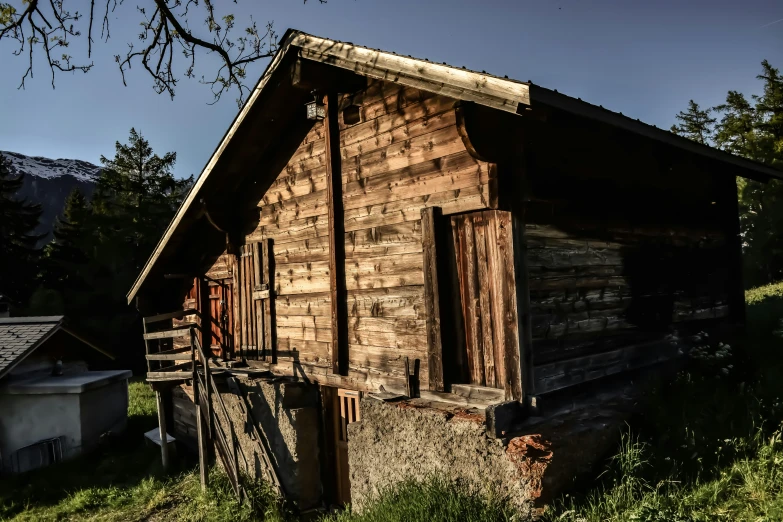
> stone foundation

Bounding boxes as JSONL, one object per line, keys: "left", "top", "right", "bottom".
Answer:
{"left": 347, "top": 395, "right": 630, "bottom": 518}
{"left": 217, "top": 377, "right": 322, "bottom": 509}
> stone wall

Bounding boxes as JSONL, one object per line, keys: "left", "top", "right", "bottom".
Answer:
{"left": 217, "top": 377, "right": 322, "bottom": 510}
{"left": 347, "top": 396, "right": 627, "bottom": 519}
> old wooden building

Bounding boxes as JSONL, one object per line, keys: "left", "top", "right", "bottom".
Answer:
{"left": 128, "top": 30, "right": 782, "bottom": 511}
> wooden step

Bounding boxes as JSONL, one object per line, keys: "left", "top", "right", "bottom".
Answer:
{"left": 146, "top": 370, "right": 193, "bottom": 382}
{"left": 144, "top": 309, "right": 198, "bottom": 324}
{"left": 143, "top": 325, "right": 195, "bottom": 340}
{"left": 146, "top": 348, "right": 192, "bottom": 361}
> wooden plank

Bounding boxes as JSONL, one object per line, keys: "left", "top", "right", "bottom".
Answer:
{"left": 143, "top": 326, "right": 194, "bottom": 340}
{"left": 473, "top": 214, "right": 496, "bottom": 388}
{"left": 451, "top": 383, "right": 505, "bottom": 403}
{"left": 347, "top": 317, "right": 426, "bottom": 334}
{"left": 146, "top": 348, "right": 192, "bottom": 360}
{"left": 274, "top": 260, "right": 331, "bottom": 295}
{"left": 145, "top": 309, "right": 199, "bottom": 324}
{"left": 342, "top": 156, "right": 491, "bottom": 210}
{"left": 487, "top": 210, "right": 522, "bottom": 400}
{"left": 534, "top": 340, "right": 680, "bottom": 394}
{"left": 340, "top": 107, "right": 458, "bottom": 162}
{"left": 275, "top": 292, "right": 332, "bottom": 317}
{"left": 453, "top": 215, "right": 484, "bottom": 385}
{"left": 341, "top": 125, "right": 467, "bottom": 182}
{"left": 345, "top": 252, "right": 424, "bottom": 290}
{"left": 421, "top": 207, "right": 444, "bottom": 392}
{"left": 277, "top": 338, "right": 331, "bottom": 366}
{"left": 348, "top": 286, "right": 424, "bottom": 319}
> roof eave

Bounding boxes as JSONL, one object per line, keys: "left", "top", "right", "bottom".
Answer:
{"left": 528, "top": 85, "right": 783, "bottom": 181}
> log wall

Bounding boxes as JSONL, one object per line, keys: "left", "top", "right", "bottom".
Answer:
{"left": 198, "top": 80, "right": 496, "bottom": 391}
{"left": 520, "top": 132, "right": 738, "bottom": 394}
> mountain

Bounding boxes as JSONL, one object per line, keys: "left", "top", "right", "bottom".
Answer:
{"left": 2, "top": 151, "right": 99, "bottom": 245}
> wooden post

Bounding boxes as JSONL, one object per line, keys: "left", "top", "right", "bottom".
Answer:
{"left": 421, "top": 207, "right": 445, "bottom": 391}
{"left": 511, "top": 160, "right": 534, "bottom": 402}
{"left": 324, "top": 92, "right": 348, "bottom": 376}
{"left": 261, "top": 239, "right": 277, "bottom": 363}
{"left": 155, "top": 390, "right": 170, "bottom": 470}
{"left": 197, "top": 400, "right": 209, "bottom": 491}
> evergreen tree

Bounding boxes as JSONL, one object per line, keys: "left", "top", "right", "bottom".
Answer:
{"left": 93, "top": 128, "right": 192, "bottom": 277}
{"left": 0, "top": 152, "right": 43, "bottom": 306}
{"left": 674, "top": 61, "right": 783, "bottom": 287}
{"left": 671, "top": 100, "right": 716, "bottom": 145}
{"left": 42, "top": 189, "right": 94, "bottom": 303}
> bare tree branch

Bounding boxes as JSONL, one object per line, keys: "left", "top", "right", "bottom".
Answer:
{"left": 0, "top": 0, "right": 329, "bottom": 104}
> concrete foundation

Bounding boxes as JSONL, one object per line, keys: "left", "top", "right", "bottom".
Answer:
{"left": 347, "top": 394, "right": 630, "bottom": 519}
{"left": 218, "top": 377, "right": 321, "bottom": 510}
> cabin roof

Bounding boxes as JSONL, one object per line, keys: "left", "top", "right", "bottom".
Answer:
{"left": 126, "top": 28, "right": 783, "bottom": 304}
{"left": 0, "top": 316, "right": 114, "bottom": 379}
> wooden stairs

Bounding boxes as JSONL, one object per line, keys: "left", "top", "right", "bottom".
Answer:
{"left": 143, "top": 311, "right": 284, "bottom": 500}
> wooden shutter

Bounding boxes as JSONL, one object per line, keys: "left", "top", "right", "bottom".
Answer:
{"left": 452, "top": 210, "right": 522, "bottom": 399}
{"left": 249, "top": 239, "right": 276, "bottom": 362}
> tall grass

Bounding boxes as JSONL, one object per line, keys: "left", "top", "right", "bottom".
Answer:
{"left": 322, "top": 477, "right": 515, "bottom": 522}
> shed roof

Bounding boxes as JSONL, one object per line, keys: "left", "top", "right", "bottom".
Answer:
{"left": 126, "top": 29, "right": 783, "bottom": 304}
{"left": 0, "top": 316, "right": 113, "bottom": 379}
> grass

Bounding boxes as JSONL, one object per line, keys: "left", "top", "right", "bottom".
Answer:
{"left": 540, "top": 281, "right": 783, "bottom": 522}
{"left": 322, "top": 478, "right": 515, "bottom": 522}
{"left": 5, "top": 282, "right": 783, "bottom": 521}
{"left": 0, "top": 380, "right": 286, "bottom": 522}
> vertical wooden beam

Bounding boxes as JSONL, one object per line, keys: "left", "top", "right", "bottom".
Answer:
{"left": 325, "top": 93, "right": 348, "bottom": 375}
{"left": 155, "top": 390, "right": 170, "bottom": 470}
{"left": 197, "top": 403, "right": 209, "bottom": 491}
{"left": 261, "top": 239, "right": 277, "bottom": 363}
{"left": 510, "top": 158, "right": 534, "bottom": 402}
{"left": 421, "top": 207, "right": 445, "bottom": 392}
{"left": 230, "top": 247, "right": 241, "bottom": 361}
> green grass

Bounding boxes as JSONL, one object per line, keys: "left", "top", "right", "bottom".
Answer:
{"left": 541, "top": 281, "right": 783, "bottom": 522}
{"left": 321, "top": 478, "right": 515, "bottom": 522}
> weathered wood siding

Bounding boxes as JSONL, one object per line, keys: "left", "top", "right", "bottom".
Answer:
{"left": 520, "top": 134, "right": 738, "bottom": 394}
{"left": 234, "top": 81, "right": 496, "bottom": 390}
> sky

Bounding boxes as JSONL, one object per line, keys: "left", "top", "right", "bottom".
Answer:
{"left": 1, "top": 0, "right": 782, "bottom": 179}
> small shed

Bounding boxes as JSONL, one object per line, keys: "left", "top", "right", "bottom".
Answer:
{"left": 126, "top": 30, "right": 783, "bottom": 511}
{"left": 0, "top": 316, "right": 131, "bottom": 473}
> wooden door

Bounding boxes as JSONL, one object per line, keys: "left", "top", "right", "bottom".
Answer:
{"left": 451, "top": 210, "right": 522, "bottom": 398}
{"left": 207, "top": 280, "right": 233, "bottom": 358}
{"left": 334, "top": 388, "right": 361, "bottom": 505}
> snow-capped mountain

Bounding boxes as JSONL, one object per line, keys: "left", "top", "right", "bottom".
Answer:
{"left": 2, "top": 151, "right": 99, "bottom": 245}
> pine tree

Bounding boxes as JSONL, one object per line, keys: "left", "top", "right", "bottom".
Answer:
{"left": 0, "top": 152, "right": 43, "bottom": 305}
{"left": 93, "top": 128, "right": 192, "bottom": 276}
{"left": 671, "top": 100, "right": 716, "bottom": 145}
{"left": 42, "top": 189, "right": 93, "bottom": 295}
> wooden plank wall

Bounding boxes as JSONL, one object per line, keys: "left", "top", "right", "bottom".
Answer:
{"left": 520, "top": 139, "right": 735, "bottom": 395}
{"left": 241, "top": 80, "right": 496, "bottom": 390}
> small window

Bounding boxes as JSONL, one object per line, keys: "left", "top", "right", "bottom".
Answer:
{"left": 4, "top": 437, "right": 63, "bottom": 473}
{"left": 342, "top": 105, "right": 362, "bottom": 126}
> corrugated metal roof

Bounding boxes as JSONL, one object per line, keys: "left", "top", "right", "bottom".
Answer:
{"left": 0, "top": 317, "right": 63, "bottom": 379}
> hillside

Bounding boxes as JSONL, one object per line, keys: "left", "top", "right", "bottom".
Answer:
{"left": 2, "top": 151, "right": 99, "bottom": 245}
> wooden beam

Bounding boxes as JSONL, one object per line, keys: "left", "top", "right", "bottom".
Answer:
{"left": 421, "top": 207, "right": 445, "bottom": 392}
{"left": 261, "top": 239, "right": 277, "bottom": 363}
{"left": 325, "top": 92, "right": 349, "bottom": 376}
{"left": 156, "top": 391, "right": 170, "bottom": 470}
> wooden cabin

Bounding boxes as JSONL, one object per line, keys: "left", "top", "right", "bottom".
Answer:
{"left": 128, "top": 30, "right": 782, "bottom": 510}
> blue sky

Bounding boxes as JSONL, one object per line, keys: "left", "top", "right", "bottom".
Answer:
{"left": 1, "top": 0, "right": 782, "bottom": 179}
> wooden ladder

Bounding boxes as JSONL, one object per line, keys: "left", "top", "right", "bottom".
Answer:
{"left": 190, "top": 330, "right": 285, "bottom": 500}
